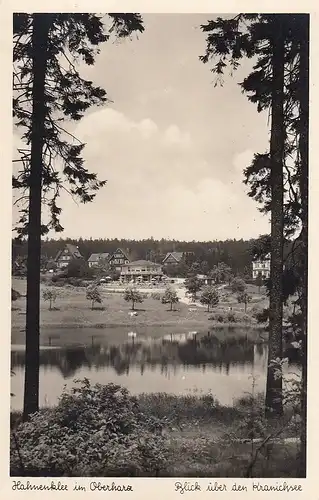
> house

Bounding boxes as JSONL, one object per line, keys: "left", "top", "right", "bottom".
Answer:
{"left": 55, "top": 243, "right": 83, "bottom": 269}
{"left": 108, "top": 248, "right": 130, "bottom": 271}
{"left": 196, "top": 274, "right": 214, "bottom": 286}
{"left": 87, "top": 252, "right": 110, "bottom": 268}
{"left": 162, "top": 252, "right": 185, "bottom": 266}
{"left": 252, "top": 253, "right": 270, "bottom": 279}
{"left": 120, "top": 260, "right": 164, "bottom": 283}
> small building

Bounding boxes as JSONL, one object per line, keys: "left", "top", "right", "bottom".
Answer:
{"left": 55, "top": 243, "right": 83, "bottom": 269}
{"left": 120, "top": 260, "right": 164, "bottom": 283}
{"left": 87, "top": 252, "right": 110, "bottom": 268}
{"left": 252, "top": 253, "right": 270, "bottom": 279}
{"left": 108, "top": 248, "right": 130, "bottom": 271}
{"left": 162, "top": 252, "right": 185, "bottom": 266}
{"left": 196, "top": 274, "right": 214, "bottom": 286}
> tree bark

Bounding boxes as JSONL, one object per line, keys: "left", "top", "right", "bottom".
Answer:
{"left": 265, "top": 15, "right": 285, "bottom": 417}
{"left": 298, "top": 13, "right": 309, "bottom": 478}
{"left": 23, "top": 15, "right": 50, "bottom": 421}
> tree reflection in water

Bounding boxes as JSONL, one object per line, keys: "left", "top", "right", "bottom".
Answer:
{"left": 11, "top": 329, "right": 301, "bottom": 381}
{"left": 10, "top": 331, "right": 266, "bottom": 379}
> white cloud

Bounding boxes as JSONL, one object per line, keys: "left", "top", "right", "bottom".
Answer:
{"left": 136, "top": 118, "right": 158, "bottom": 138}
{"left": 13, "top": 105, "right": 269, "bottom": 241}
{"left": 163, "top": 124, "right": 191, "bottom": 148}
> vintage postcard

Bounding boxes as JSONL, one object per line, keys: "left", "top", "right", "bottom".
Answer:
{"left": 0, "top": 0, "right": 318, "bottom": 498}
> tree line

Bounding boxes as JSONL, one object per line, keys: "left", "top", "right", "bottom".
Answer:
{"left": 12, "top": 236, "right": 262, "bottom": 277}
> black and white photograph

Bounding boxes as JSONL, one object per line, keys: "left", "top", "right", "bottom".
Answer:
{"left": 9, "top": 10, "right": 309, "bottom": 480}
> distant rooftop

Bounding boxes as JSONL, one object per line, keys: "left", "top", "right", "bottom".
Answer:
{"left": 88, "top": 252, "right": 110, "bottom": 262}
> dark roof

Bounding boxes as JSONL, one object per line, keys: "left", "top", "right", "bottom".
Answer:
{"left": 88, "top": 252, "right": 110, "bottom": 262}
{"left": 252, "top": 252, "right": 271, "bottom": 262}
{"left": 55, "top": 243, "right": 83, "bottom": 262}
{"left": 109, "top": 248, "right": 130, "bottom": 260}
{"left": 122, "top": 259, "right": 161, "bottom": 267}
{"left": 163, "top": 251, "right": 184, "bottom": 263}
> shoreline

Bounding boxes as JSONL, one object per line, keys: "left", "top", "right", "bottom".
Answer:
{"left": 11, "top": 321, "right": 266, "bottom": 330}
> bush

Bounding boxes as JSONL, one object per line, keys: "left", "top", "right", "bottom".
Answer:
{"left": 216, "top": 314, "right": 225, "bottom": 323}
{"left": 11, "top": 288, "right": 21, "bottom": 301}
{"left": 66, "top": 277, "right": 86, "bottom": 287}
{"left": 242, "top": 314, "right": 252, "bottom": 323}
{"left": 151, "top": 292, "right": 162, "bottom": 300}
{"left": 65, "top": 259, "right": 94, "bottom": 279}
{"left": 254, "top": 308, "right": 269, "bottom": 324}
{"left": 227, "top": 312, "right": 237, "bottom": 323}
{"left": 10, "top": 380, "right": 169, "bottom": 477}
{"left": 208, "top": 313, "right": 225, "bottom": 323}
{"left": 138, "top": 392, "right": 219, "bottom": 424}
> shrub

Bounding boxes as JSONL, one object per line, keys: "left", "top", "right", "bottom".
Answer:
{"left": 66, "top": 277, "right": 86, "bottom": 287}
{"left": 227, "top": 312, "right": 237, "bottom": 323}
{"left": 138, "top": 392, "right": 219, "bottom": 424}
{"left": 50, "top": 275, "right": 66, "bottom": 286}
{"left": 10, "top": 380, "right": 169, "bottom": 477}
{"left": 151, "top": 292, "right": 162, "bottom": 300}
{"left": 213, "top": 313, "right": 225, "bottom": 323}
{"left": 242, "top": 314, "right": 252, "bottom": 323}
{"left": 230, "top": 277, "right": 246, "bottom": 294}
{"left": 65, "top": 258, "right": 94, "bottom": 279}
{"left": 11, "top": 288, "right": 21, "bottom": 301}
{"left": 254, "top": 308, "right": 269, "bottom": 324}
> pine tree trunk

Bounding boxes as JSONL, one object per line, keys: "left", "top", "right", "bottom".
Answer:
{"left": 23, "top": 14, "right": 50, "bottom": 421}
{"left": 298, "top": 13, "right": 309, "bottom": 477}
{"left": 265, "top": 16, "right": 285, "bottom": 417}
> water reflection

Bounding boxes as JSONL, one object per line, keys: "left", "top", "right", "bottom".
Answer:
{"left": 11, "top": 334, "right": 267, "bottom": 379}
{"left": 11, "top": 330, "right": 302, "bottom": 410}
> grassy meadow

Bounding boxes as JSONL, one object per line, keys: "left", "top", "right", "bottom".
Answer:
{"left": 11, "top": 278, "right": 268, "bottom": 330}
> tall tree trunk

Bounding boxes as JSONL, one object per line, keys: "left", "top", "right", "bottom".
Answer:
{"left": 265, "top": 16, "right": 285, "bottom": 417}
{"left": 298, "top": 13, "right": 309, "bottom": 477}
{"left": 23, "top": 14, "right": 49, "bottom": 421}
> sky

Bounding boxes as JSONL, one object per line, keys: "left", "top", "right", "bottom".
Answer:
{"left": 13, "top": 13, "right": 271, "bottom": 242}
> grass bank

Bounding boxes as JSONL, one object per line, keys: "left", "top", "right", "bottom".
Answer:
{"left": 11, "top": 278, "right": 267, "bottom": 340}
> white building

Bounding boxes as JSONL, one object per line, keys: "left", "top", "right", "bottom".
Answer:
{"left": 120, "top": 260, "right": 163, "bottom": 283}
{"left": 252, "top": 253, "right": 270, "bottom": 279}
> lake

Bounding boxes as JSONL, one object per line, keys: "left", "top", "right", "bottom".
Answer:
{"left": 10, "top": 326, "right": 300, "bottom": 411}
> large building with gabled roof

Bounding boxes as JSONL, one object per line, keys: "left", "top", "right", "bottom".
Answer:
{"left": 54, "top": 243, "right": 83, "bottom": 269}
